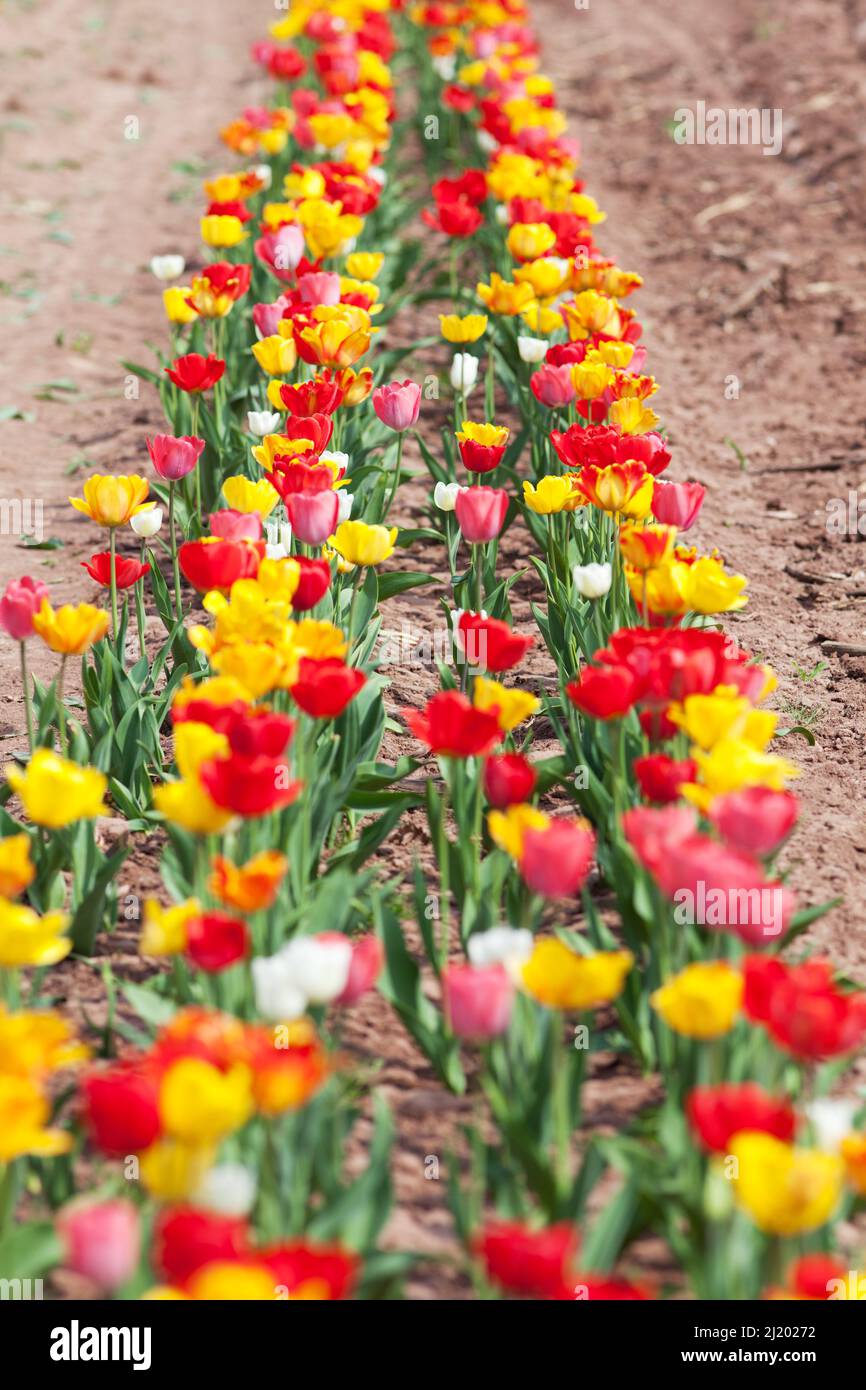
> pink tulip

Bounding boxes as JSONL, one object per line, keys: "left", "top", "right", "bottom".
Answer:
{"left": 530, "top": 363, "right": 575, "bottom": 409}
{"left": 647, "top": 831, "right": 794, "bottom": 944}
{"left": 298, "top": 272, "right": 342, "bottom": 307}
{"left": 146, "top": 434, "right": 205, "bottom": 482}
{"left": 286, "top": 489, "right": 339, "bottom": 546}
{"left": 326, "top": 933, "right": 384, "bottom": 1005}
{"left": 253, "top": 295, "right": 292, "bottom": 339}
{"left": 56, "top": 1198, "right": 140, "bottom": 1292}
{"left": 372, "top": 379, "right": 422, "bottom": 432}
{"left": 710, "top": 787, "right": 799, "bottom": 857}
{"left": 520, "top": 819, "right": 595, "bottom": 899}
{"left": 652, "top": 479, "right": 706, "bottom": 530}
{"left": 443, "top": 963, "right": 514, "bottom": 1039}
{"left": 622, "top": 804, "right": 697, "bottom": 877}
{"left": 0, "top": 576, "right": 49, "bottom": 640}
{"left": 209, "top": 509, "right": 263, "bottom": 542}
{"left": 255, "top": 224, "right": 304, "bottom": 281}
{"left": 455, "top": 486, "right": 509, "bottom": 543}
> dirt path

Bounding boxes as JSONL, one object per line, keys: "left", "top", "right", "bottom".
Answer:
{"left": 2, "top": 0, "right": 864, "bottom": 1298}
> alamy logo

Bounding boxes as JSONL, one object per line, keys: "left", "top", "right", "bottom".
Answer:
{"left": 673, "top": 101, "right": 783, "bottom": 156}
{"left": 0, "top": 1277, "right": 43, "bottom": 1299}
{"left": 50, "top": 1320, "right": 152, "bottom": 1372}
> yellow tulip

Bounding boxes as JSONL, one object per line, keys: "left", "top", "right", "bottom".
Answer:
{"left": 140, "top": 898, "right": 200, "bottom": 958}
{"left": 221, "top": 475, "right": 279, "bottom": 518}
{"left": 152, "top": 779, "right": 232, "bottom": 835}
{"left": 521, "top": 939, "right": 633, "bottom": 1011}
{"left": 163, "top": 286, "right": 197, "bottom": 325}
{"left": 439, "top": 313, "right": 489, "bottom": 344}
{"left": 506, "top": 222, "right": 558, "bottom": 261}
{"left": 346, "top": 251, "right": 384, "bottom": 280}
{"left": 159, "top": 1057, "right": 253, "bottom": 1144}
{"left": 0, "top": 899, "right": 70, "bottom": 968}
{"left": 571, "top": 361, "right": 612, "bottom": 400}
{"left": 731, "top": 1133, "right": 843, "bottom": 1236}
{"left": 70, "top": 473, "right": 151, "bottom": 527}
{"left": 140, "top": 1138, "right": 215, "bottom": 1201}
{"left": 562, "top": 290, "right": 617, "bottom": 339}
{"left": 476, "top": 273, "right": 537, "bottom": 317}
{"left": 681, "top": 555, "right": 748, "bottom": 614}
{"left": 186, "top": 1262, "right": 276, "bottom": 1301}
{"left": 0, "top": 1004, "right": 88, "bottom": 1077}
{"left": 200, "top": 215, "right": 247, "bottom": 248}
{"left": 523, "top": 475, "right": 578, "bottom": 515}
{"left": 473, "top": 676, "right": 539, "bottom": 732}
{"left": 0, "top": 1074, "right": 72, "bottom": 1160}
{"left": 329, "top": 520, "right": 397, "bottom": 567}
{"left": 456, "top": 421, "right": 509, "bottom": 447}
{"left": 514, "top": 257, "right": 569, "bottom": 300}
{"left": 609, "top": 398, "right": 660, "bottom": 435}
{"left": 488, "top": 804, "right": 550, "bottom": 860}
{"left": 6, "top": 749, "right": 107, "bottom": 828}
{"left": 651, "top": 962, "right": 742, "bottom": 1039}
{"left": 33, "top": 600, "right": 109, "bottom": 655}
{"left": 251, "top": 335, "right": 298, "bottom": 377}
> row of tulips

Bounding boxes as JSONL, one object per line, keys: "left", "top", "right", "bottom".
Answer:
{"left": 0, "top": 0, "right": 862, "bottom": 1303}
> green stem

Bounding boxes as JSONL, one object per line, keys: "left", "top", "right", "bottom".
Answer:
{"left": 56, "top": 656, "right": 68, "bottom": 756}
{"left": 168, "top": 481, "right": 183, "bottom": 621}
{"left": 382, "top": 431, "right": 405, "bottom": 521}
{"left": 135, "top": 541, "right": 147, "bottom": 659}
{"left": 108, "top": 526, "right": 119, "bottom": 645}
{"left": 19, "top": 643, "right": 34, "bottom": 756}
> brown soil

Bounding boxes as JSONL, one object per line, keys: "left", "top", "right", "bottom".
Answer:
{"left": 2, "top": 0, "right": 865, "bottom": 1299}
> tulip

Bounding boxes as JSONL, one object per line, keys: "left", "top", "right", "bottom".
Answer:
{"left": 439, "top": 313, "right": 488, "bottom": 344}
{"left": 0, "top": 576, "right": 49, "bottom": 641}
{"left": 153, "top": 1206, "right": 251, "bottom": 1285}
{"left": 633, "top": 753, "right": 697, "bottom": 804}
{"left": 298, "top": 270, "right": 343, "bottom": 306}
{"left": 247, "top": 409, "right": 284, "bottom": 438}
{"left": 572, "top": 561, "right": 611, "bottom": 598}
{"left": 443, "top": 963, "right": 514, "bottom": 1039}
{"left": 0, "top": 834, "right": 33, "bottom": 898}
{"left": 517, "top": 335, "right": 548, "bottom": 364}
{"left": 566, "top": 664, "right": 636, "bottom": 719}
{"left": 403, "top": 689, "right": 502, "bottom": 759}
{"left": 433, "top": 481, "right": 461, "bottom": 511}
{"left": 251, "top": 334, "right": 298, "bottom": 376}
{"left": 186, "top": 261, "right": 250, "bottom": 317}
{"left": 687, "top": 1083, "right": 797, "bottom": 1154}
{"left": 652, "top": 478, "right": 705, "bottom": 530}
{"left": 651, "top": 961, "right": 743, "bottom": 1039}
{"left": 151, "top": 254, "right": 185, "bottom": 281}
{"left": 130, "top": 506, "right": 163, "bottom": 538}
{"left": 731, "top": 1133, "right": 843, "bottom": 1237}
{"left": 467, "top": 926, "right": 533, "bottom": 971}
{"left": 474, "top": 1221, "right": 579, "bottom": 1299}
{"left": 519, "top": 819, "right": 596, "bottom": 900}
{"left": 70, "top": 474, "right": 151, "bottom": 527}
{"left": 285, "top": 490, "right": 339, "bottom": 547}
{"left": 252, "top": 297, "right": 291, "bottom": 339}
{"left": 290, "top": 557, "right": 331, "bottom": 611}
{"left": 193, "top": 1164, "right": 257, "bottom": 1218}
{"left": 709, "top": 786, "right": 799, "bottom": 856}
{"left": 454, "top": 485, "right": 509, "bottom": 543}
{"left": 291, "top": 657, "right": 365, "bottom": 719}
{"left": 199, "top": 754, "right": 302, "bottom": 818}
{"left": 57, "top": 1199, "right": 140, "bottom": 1293}
{"left": 209, "top": 509, "right": 263, "bottom": 543}
{"left": 457, "top": 613, "right": 533, "bottom": 672}
{"left": 81, "top": 552, "right": 150, "bottom": 590}
{"left": 743, "top": 955, "right": 866, "bottom": 1060}
{"left": 530, "top": 363, "right": 575, "bottom": 408}
{"left": 522, "top": 939, "right": 632, "bottom": 1009}
{"left": 165, "top": 352, "right": 225, "bottom": 393}
{"left": 450, "top": 352, "right": 479, "bottom": 394}
{"left": 332, "top": 934, "right": 384, "bottom": 1005}
{"left": 0, "top": 899, "right": 70, "bottom": 967}
{"left": 473, "top": 675, "right": 539, "bottom": 733}
{"left": 185, "top": 912, "right": 249, "bottom": 973}
{"left": 32, "top": 600, "right": 109, "bottom": 655}
{"left": 483, "top": 753, "right": 537, "bottom": 808}
{"left": 457, "top": 421, "right": 508, "bottom": 473}
{"left": 179, "top": 538, "right": 264, "bottom": 593}
{"left": 82, "top": 1064, "right": 161, "bottom": 1156}
{"left": 329, "top": 520, "right": 397, "bottom": 567}
{"left": 372, "top": 379, "right": 421, "bottom": 432}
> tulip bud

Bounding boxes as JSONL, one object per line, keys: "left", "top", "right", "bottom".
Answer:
{"left": 130, "top": 506, "right": 164, "bottom": 539}
{"left": 247, "top": 410, "right": 283, "bottom": 438}
{"left": 467, "top": 926, "right": 533, "bottom": 971}
{"left": 517, "top": 335, "right": 548, "bottom": 364}
{"left": 150, "top": 254, "right": 185, "bottom": 281}
{"left": 454, "top": 486, "right": 509, "bottom": 543}
{"left": 56, "top": 1198, "right": 140, "bottom": 1293}
{"left": 433, "top": 481, "right": 461, "bottom": 512}
{"left": 193, "top": 1163, "right": 257, "bottom": 1217}
{"left": 450, "top": 352, "right": 479, "bottom": 394}
{"left": 572, "top": 561, "right": 612, "bottom": 599}
{"left": 336, "top": 490, "right": 354, "bottom": 524}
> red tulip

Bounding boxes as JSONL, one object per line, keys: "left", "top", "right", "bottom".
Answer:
{"left": 787, "top": 1254, "right": 848, "bottom": 1300}
{"left": 259, "top": 1240, "right": 357, "bottom": 1300}
{"left": 622, "top": 805, "right": 697, "bottom": 877}
{"left": 274, "top": 373, "right": 345, "bottom": 416}
{"left": 271, "top": 457, "right": 334, "bottom": 500}
{"left": 372, "top": 379, "right": 421, "bottom": 432}
{"left": 179, "top": 538, "right": 264, "bottom": 592}
{"left": 710, "top": 787, "right": 799, "bottom": 857}
{"left": 290, "top": 656, "right": 365, "bottom": 719}
{"left": 227, "top": 709, "right": 295, "bottom": 758}
{"left": 0, "top": 576, "right": 49, "bottom": 640}
{"left": 199, "top": 754, "right": 303, "bottom": 818}
{"left": 57, "top": 1198, "right": 140, "bottom": 1292}
{"left": 454, "top": 485, "right": 509, "bottom": 543}
{"left": 566, "top": 664, "right": 637, "bottom": 719}
{"left": 185, "top": 912, "right": 249, "bottom": 973}
{"left": 432, "top": 170, "right": 487, "bottom": 206}
{"left": 82, "top": 1065, "right": 161, "bottom": 1156}
{"left": 403, "top": 689, "right": 502, "bottom": 758}
{"left": 531, "top": 363, "right": 576, "bottom": 409}
{"left": 165, "top": 352, "right": 225, "bottom": 394}
{"left": 458, "top": 436, "right": 507, "bottom": 474}
{"left": 290, "top": 556, "right": 331, "bottom": 611}
{"left": 81, "top": 552, "right": 150, "bottom": 590}
{"left": 519, "top": 818, "right": 595, "bottom": 899}
{"left": 474, "top": 1220, "right": 578, "bottom": 1299}
{"left": 743, "top": 955, "right": 866, "bottom": 1061}
{"left": 146, "top": 434, "right": 205, "bottom": 481}
{"left": 422, "top": 198, "right": 483, "bottom": 237}
{"left": 651, "top": 478, "right": 705, "bottom": 530}
{"left": 686, "top": 1083, "right": 797, "bottom": 1153}
{"left": 633, "top": 753, "right": 697, "bottom": 804}
{"left": 285, "top": 490, "right": 339, "bottom": 546}
{"left": 457, "top": 612, "right": 533, "bottom": 672}
{"left": 277, "top": 411, "right": 334, "bottom": 454}
{"left": 483, "top": 752, "right": 537, "bottom": 808}
{"left": 153, "top": 1206, "right": 250, "bottom": 1285}
{"left": 209, "top": 509, "right": 263, "bottom": 542}
{"left": 443, "top": 963, "right": 514, "bottom": 1039}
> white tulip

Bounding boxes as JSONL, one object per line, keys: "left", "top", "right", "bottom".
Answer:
{"left": 368, "top": 167, "right": 387, "bottom": 187}
{"left": 319, "top": 449, "right": 349, "bottom": 475}
{"left": 494, "top": 204, "right": 509, "bottom": 226}
{"left": 432, "top": 55, "right": 457, "bottom": 81}
{"left": 468, "top": 926, "right": 533, "bottom": 971}
{"left": 477, "top": 129, "right": 497, "bottom": 154}
{"left": 264, "top": 520, "right": 292, "bottom": 560}
{"left": 450, "top": 352, "right": 479, "bottom": 394}
{"left": 433, "top": 481, "right": 462, "bottom": 512}
{"left": 806, "top": 1099, "right": 860, "bottom": 1152}
{"left": 252, "top": 954, "right": 307, "bottom": 1022}
{"left": 336, "top": 490, "right": 354, "bottom": 523}
{"left": 517, "top": 335, "right": 548, "bottom": 364}
{"left": 193, "top": 1163, "right": 257, "bottom": 1217}
{"left": 572, "top": 561, "right": 612, "bottom": 599}
{"left": 247, "top": 410, "right": 282, "bottom": 438}
{"left": 279, "top": 936, "right": 352, "bottom": 1005}
{"left": 253, "top": 164, "right": 273, "bottom": 191}
{"left": 130, "top": 507, "right": 163, "bottom": 539}
{"left": 150, "top": 254, "right": 185, "bottom": 281}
